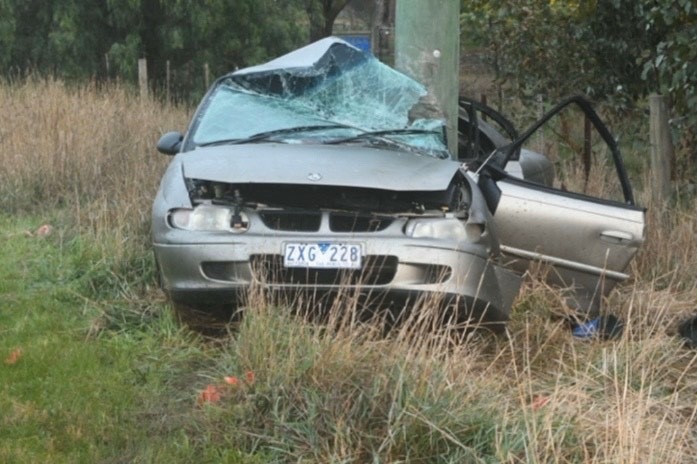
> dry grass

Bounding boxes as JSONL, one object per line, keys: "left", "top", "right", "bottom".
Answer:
{"left": 0, "top": 77, "right": 188, "bottom": 266}
{"left": 2, "top": 78, "right": 696, "bottom": 462}
{"left": 196, "top": 273, "right": 697, "bottom": 462}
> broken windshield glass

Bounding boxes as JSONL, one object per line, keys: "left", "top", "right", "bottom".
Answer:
{"left": 189, "top": 38, "right": 449, "bottom": 157}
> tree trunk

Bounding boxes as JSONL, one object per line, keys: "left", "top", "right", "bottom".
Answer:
{"left": 307, "top": 0, "right": 353, "bottom": 42}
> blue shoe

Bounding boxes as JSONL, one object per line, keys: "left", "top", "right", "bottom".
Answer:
{"left": 572, "top": 315, "right": 622, "bottom": 340}
{"left": 572, "top": 317, "right": 601, "bottom": 339}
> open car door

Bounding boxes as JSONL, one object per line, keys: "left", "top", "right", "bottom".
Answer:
{"left": 477, "top": 96, "right": 646, "bottom": 315}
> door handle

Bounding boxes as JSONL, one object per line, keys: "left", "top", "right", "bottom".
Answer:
{"left": 600, "top": 230, "right": 633, "bottom": 244}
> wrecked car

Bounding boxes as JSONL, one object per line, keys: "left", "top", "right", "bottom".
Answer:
{"left": 152, "top": 37, "right": 645, "bottom": 330}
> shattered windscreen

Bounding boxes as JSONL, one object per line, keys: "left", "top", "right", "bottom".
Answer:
{"left": 190, "top": 38, "right": 449, "bottom": 158}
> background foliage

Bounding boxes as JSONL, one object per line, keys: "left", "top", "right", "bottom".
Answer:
{"left": 0, "top": 0, "right": 316, "bottom": 99}
{"left": 460, "top": 0, "right": 697, "bottom": 155}
{"left": 0, "top": 0, "right": 695, "bottom": 152}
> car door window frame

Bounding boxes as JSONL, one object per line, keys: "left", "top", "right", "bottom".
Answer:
{"left": 493, "top": 95, "right": 636, "bottom": 207}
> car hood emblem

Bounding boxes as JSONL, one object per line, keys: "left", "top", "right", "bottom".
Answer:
{"left": 307, "top": 172, "right": 322, "bottom": 181}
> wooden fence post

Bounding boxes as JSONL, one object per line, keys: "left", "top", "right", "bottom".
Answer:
{"left": 166, "top": 60, "right": 171, "bottom": 104}
{"left": 649, "top": 94, "right": 674, "bottom": 205}
{"left": 204, "top": 63, "right": 210, "bottom": 89}
{"left": 583, "top": 115, "right": 592, "bottom": 185}
{"left": 138, "top": 58, "right": 148, "bottom": 98}
{"left": 537, "top": 94, "right": 544, "bottom": 150}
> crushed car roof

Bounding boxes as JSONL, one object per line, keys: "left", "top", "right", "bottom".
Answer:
{"left": 231, "top": 37, "right": 361, "bottom": 76}
{"left": 194, "top": 37, "right": 449, "bottom": 158}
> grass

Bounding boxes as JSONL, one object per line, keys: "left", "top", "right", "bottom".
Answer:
{"left": 1, "top": 77, "right": 697, "bottom": 462}
{"left": 0, "top": 216, "right": 169, "bottom": 460}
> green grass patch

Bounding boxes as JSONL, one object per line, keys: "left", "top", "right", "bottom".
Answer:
{"left": 0, "top": 213, "right": 258, "bottom": 462}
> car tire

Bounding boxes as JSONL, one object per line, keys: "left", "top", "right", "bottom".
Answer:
{"left": 170, "top": 302, "right": 241, "bottom": 335}
{"left": 154, "top": 256, "right": 164, "bottom": 290}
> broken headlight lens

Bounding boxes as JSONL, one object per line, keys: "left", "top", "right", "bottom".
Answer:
{"left": 168, "top": 205, "right": 249, "bottom": 232}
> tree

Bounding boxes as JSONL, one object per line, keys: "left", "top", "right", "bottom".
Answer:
{"left": 0, "top": 0, "right": 15, "bottom": 69}
{"left": 48, "top": 0, "right": 114, "bottom": 78}
{"left": 0, "top": 0, "right": 307, "bottom": 97}
{"left": 2, "top": 0, "right": 54, "bottom": 74}
{"left": 642, "top": 0, "right": 697, "bottom": 144}
{"left": 303, "top": 0, "right": 355, "bottom": 41}
{"left": 461, "top": 0, "right": 697, "bottom": 154}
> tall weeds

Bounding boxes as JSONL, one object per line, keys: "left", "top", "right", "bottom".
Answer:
{"left": 0, "top": 77, "right": 188, "bottom": 288}
{"left": 194, "top": 280, "right": 697, "bottom": 462}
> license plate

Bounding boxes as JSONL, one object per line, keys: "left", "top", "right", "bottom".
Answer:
{"left": 283, "top": 242, "right": 362, "bottom": 269}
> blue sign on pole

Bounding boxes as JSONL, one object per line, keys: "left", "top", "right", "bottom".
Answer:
{"left": 336, "top": 34, "right": 372, "bottom": 54}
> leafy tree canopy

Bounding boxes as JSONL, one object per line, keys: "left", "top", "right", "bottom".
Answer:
{"left": 0, "top": 0, "right": 325, "bottom": 98}
{"left": 2, "top": 0, "right": 367, "bottom": 99}
{"left": 461, "top": 0, "right": 697, "bottom": 140}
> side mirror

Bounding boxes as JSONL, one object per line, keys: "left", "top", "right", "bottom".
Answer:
{"left": 156, "top": 131, "right": 184, "bottom": 155}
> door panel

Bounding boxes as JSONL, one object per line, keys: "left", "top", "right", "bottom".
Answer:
{"left": 471, "top": 96, "right": 647, "bottom": 315}
{"left": 493, "top": 176, "right": 645, "bottom": 313}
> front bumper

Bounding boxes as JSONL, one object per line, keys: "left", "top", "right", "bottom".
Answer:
{"left": 154, "top": 231, "right": 520, "bottom": 323}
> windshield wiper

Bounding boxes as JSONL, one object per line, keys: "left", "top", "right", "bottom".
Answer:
{"left": 324, "top": 128, "right": 450, "bottom": 159}
{"left": 198, "top": 124, "right": 360, "bottom": 147}
{"left": 324, "top": 128, "right": 441, "bottom": 144}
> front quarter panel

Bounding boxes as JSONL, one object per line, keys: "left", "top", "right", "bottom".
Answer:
{"left": 152, "top": 157, "right": 191, "bottom": 243}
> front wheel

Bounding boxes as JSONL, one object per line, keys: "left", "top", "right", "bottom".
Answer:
{"left": 169, "top": 301, "right": 241, "bottom": 335}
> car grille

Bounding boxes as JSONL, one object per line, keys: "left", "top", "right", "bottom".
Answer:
{"left": 259, "top": 211, "right": 322, "bottom": 232}
{"left": 328, "top": 213, "right": 393, "bottom": 232}
{"left": 250, "top": 254, "right": 398, "bottom": 286}
{"left": 258, "top": 210, "right": 394, "bottom": 233}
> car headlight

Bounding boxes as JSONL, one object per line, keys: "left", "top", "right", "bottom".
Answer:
{"left": 168, "top": 205, "right": 249, "bottom": 233}
{"left": 404, "top": 218, "right": 484, "bottom": 242}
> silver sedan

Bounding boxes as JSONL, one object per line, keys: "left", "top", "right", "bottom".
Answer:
{"left": 152, "top": 38, "right": 645, "bottom": 330}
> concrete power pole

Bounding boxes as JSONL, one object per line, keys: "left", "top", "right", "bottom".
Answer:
{"left": 395, "top": 0, "right": 460, "bottom": 157}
